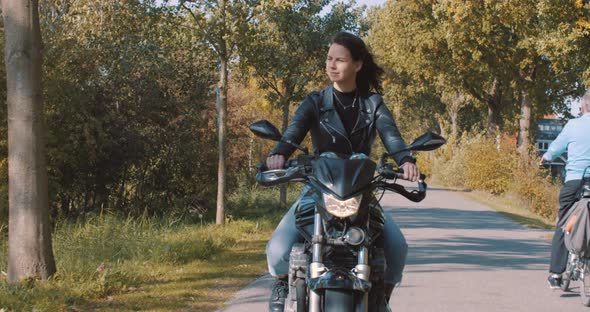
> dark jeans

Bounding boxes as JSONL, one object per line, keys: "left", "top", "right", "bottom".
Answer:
{"left": 550, "top": 179, "right": 582, "bottom": 274}
{"left": 266, "top": 189, "right": 408, "bottom": 285}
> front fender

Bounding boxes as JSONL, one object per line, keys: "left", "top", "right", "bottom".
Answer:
{"left": 307, "top": 268, "right": 371, "bottom": 292}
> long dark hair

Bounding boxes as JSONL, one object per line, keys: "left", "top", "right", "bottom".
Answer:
{"left": 330, "top": 31, "right": 384, "bottom": 97}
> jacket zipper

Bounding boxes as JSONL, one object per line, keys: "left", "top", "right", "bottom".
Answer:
{"left": 321, "top": 120, "right": 354, "bottom": 153}
{"left": 320, "top": 122, "right": 336, "bottom": 143}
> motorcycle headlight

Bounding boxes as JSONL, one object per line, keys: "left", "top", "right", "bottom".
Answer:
{"left": 323, "top": 193, "right": 362, "bottom": 218}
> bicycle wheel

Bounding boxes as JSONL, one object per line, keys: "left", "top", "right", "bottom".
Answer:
{"left": 561, "top": 256, "right": 573, "bottom": 291}
{"left": 581, "top": 264, "right": 590, "bottom": 307}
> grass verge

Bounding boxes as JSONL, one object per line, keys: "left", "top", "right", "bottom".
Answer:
{"left": 459, "top": 189, "right": 555, "bottom": 230}
{"left": 0, "top": 185, "right": 295, "bottom": 311}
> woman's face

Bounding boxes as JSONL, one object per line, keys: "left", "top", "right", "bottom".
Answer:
{"left": 326, "top": 43, "right": 362, "bottom": 86}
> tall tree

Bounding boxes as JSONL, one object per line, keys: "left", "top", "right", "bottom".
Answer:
{"left": 367, "top": 0, "right": 472, "bottom": 137}
{"left": 176, "top": 0, "right": 256, "bottom": 224}
{"left": 537, "top": 0, "right": 590, "bottom": 90}
{"left": 240, "top": 0, "right": 360, "bottom": 209}
{"left": 22, "top": 0, "right": 219, "bottom": 217}
{"left": 369, "top": 0, "right": 580, "bottom": 147}
{"left": 2, "top": 0, "right": 56, "bottom": 282}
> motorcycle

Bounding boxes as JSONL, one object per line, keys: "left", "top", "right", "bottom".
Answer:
{"left": 249, "top": 120, "right": 446, "bottom": 312}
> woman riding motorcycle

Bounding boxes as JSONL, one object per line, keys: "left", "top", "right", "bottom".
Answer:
{"left": 265, "top": 31, "right": 419, "bottom": 311}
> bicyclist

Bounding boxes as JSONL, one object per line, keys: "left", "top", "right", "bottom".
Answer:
{"left": 540, "top": 89, "right": 590, "bottom": 289}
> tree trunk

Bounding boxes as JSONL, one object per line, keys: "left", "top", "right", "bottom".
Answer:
{"left": 278, "top": 83, "right": 294, "bottom": 211}
{"left": 517, "top": 88, "right": 532, "bottom": 161}
{"left": 115, "top": 166, "right": 127, "bottom": 210}
{"left": 486, "top": 78, "right": 502, "bottom": 136}
{"left": 435, "top": 114, "right": 447, "bottom": 140}
{"left": 248, "top": 137, "right": 254, "bottom": 173}
{"left": 441, "top": 92, "right": 464, "bottom": 140}
{"left": 278, "top": 95, "right": 290, "bottom": 211}
{"left": 3, "top": 0, "right": 56, "bottom": 282}
{"left": 450, "top": 111, "right": 458, "bottom": 139}
{"left": 216, "top": 59, "right": 228, "bottom": 224}
{"left": 215, "top": 0, "right": 228, "bottom": 225}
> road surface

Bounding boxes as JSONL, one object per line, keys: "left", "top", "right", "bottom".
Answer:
{"left": 218, "top": 185, "right": 588, "bottom": 311}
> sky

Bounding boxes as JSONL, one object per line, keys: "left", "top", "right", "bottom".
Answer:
{"left": 356, "top": 0, "right": 386, "bottom": 7}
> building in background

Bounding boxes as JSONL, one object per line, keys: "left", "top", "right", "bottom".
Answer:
{"left": 536, "top": 115, "right": 567, "bottom": 180}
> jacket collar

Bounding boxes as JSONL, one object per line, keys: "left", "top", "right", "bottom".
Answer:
{"left": 321, "top": 85, "right": 372, "bottom": 136}
{"left": 321, "top": 85, "right": 347, "bottom": 135}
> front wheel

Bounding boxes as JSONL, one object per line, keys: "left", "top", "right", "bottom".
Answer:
{"left": 296, "top": 279, "right": 307, "bottom": 312}
{"left": 561, "top": 257, "right": 573, "bottom": 291}
{"left": 324, "top": 289, "right": 354, "bottom": 312}
{"left": 581, "top": 264, "right": 590, "bottom": 307}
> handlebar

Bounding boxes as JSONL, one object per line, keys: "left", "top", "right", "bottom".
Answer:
{"left": 256, "top": 156, "right": 428, "bottom": 202}
{"left": 377, "top": 164, "right": 426, "bottom": 181}
{"left": 376, "top": 163, "right": 427, "bottom": 202}
{"left": 255, "top": 165, "right": 306, "bottom": 187}
{"left": 373, "top": 179, "right": 427, "bottom": 202}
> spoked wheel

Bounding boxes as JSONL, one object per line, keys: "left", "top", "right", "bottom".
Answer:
{"left": 581, "top": 264, "right": 590, "bottom": 307}
{"left": 561, "top": 255, "right": 573, "bottom": 291}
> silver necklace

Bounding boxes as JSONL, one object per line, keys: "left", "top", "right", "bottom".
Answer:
{"left": 333, "top": 91, "right": 357, "bottom": 110}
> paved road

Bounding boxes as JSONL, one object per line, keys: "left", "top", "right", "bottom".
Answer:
{"left": 218, "top": 184, "right": 589, "bottom": 311}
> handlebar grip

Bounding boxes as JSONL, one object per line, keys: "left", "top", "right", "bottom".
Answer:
{"left": 257, "top": 162, "right": 269, "bottom": 172}
{"left": 286, "top": 159, "right": 298, "bottom": 168}
{"left": 257, "top": 159, "right": 301, "bottom": 173}
{"left": 418, "top": 179, "right": 426, "bottom": 193}
{"left": 380, "top": 166, "right": 426, "bottom": 181}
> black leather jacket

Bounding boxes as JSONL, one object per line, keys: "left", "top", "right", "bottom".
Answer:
{"left": 271, "top": 85, "right": 413, "bottom": 165}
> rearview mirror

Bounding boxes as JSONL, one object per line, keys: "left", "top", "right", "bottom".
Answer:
{"left": 249, "top": 120, "right": 282, "bottom": 142}
{"left": 407, "top": 132, "right": 447, "bottom": 151}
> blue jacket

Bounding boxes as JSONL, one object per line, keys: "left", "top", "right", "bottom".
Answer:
{"left": 545, "top": 113, "right": 590, "bottom": 182}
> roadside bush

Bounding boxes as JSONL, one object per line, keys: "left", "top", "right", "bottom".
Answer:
{"left": 462, "top": 136, "right": 514, "bottom": 194}
{"left": 431, "top": 132, "right": 562, "bottom": 221}
{"left": 416, "top": 152, "right": 433, "bottom": 177}
{"left": 510, "top": 152, "right": 561, "bottom": 220}
{"left": 432, "top": 134, "right": 469, "bottom": 188}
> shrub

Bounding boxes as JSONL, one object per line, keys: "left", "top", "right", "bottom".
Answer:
{"left": 462, "top": 136, "right": 514, "bottom": 194}
{"left": 416, "top": 152, "right": 433, "bottom": 177}
{"left": 432, "top": 134, "right": 469, "bottom": 188}
{"left": 509, "top": 151, "right": 561, "bottom": 220}
{"left": 430, "top": 131, "right": 562, "bottom": 220}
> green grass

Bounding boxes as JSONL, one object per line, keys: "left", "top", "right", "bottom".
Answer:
{"left": 0, "top": 185, "right": 297, "bottom": 311}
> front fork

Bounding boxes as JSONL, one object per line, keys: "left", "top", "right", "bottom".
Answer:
{"left": 308, "top": 211, "right": 371, "bottom": 312}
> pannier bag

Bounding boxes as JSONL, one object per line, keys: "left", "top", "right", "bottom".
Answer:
{"left": 563, "top": 198, "right": 590, "bottom": 258}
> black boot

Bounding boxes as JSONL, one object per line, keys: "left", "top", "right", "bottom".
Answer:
{"left": 269, "top": 277, "right": 289, "bottom": 312}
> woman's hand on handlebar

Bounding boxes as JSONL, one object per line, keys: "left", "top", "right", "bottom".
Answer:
{"left": 266, "top": 154, "right": 286, "bottom": 170}
{"left": 401, "top": 162, "right": 420, "bottom": 182}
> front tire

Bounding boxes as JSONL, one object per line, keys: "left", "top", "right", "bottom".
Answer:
{"left": 296, "top": 278, "right": 307, "bottom": 312}
{"left": 581, "top": 265, "right": 590, "bottom": 307}
{"left": 324, "top": 289, "right": 354, "bottom": 312}
{"left": 561, "top": 257, "right": 572, "bottom": 291}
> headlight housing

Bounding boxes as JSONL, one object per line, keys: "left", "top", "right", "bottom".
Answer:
{"left": 323, "top": 193, "right": 363, "bottom": 218}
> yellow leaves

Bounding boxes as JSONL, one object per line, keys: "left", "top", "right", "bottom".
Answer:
{"left": 574, "top": 0, "right": 590, "bottom": 30}
{"left": 441, "top": 0, "right": 474, "bottom": 24}
{"left": 577, "top": 18, "right": 590, "bottom": 29}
